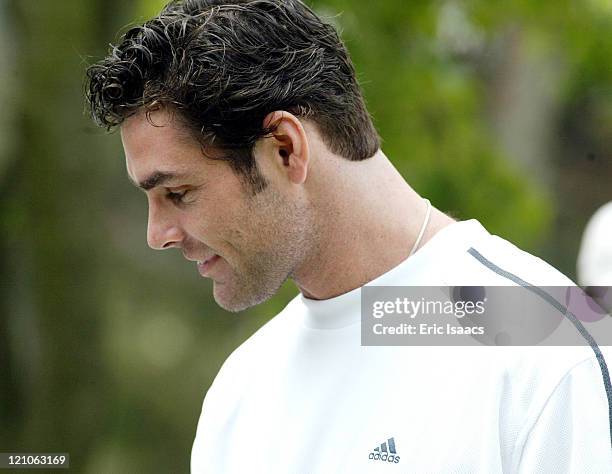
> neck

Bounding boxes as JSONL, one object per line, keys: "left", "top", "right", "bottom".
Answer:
{"left": 292, "top": 150, "right": 456, "bottom": 300}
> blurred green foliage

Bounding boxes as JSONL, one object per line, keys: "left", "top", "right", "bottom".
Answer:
{"left": 0, "top": 0, "right": 609, "bottom": 472}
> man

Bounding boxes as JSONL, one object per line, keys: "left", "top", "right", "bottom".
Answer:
{"left": 86, "top": 0, "right": 612, "bottom": 472}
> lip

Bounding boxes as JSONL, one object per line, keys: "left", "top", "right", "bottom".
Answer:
{"left": 197, "top": 255, "right": 220, "bottom": 277}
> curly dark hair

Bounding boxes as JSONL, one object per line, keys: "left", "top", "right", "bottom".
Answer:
{"left": 85, "top": 0, "right": 380, "bottom": 192}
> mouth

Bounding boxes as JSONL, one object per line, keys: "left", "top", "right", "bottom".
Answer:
{"left": 197, "top": 255, "right": 221, "bottom": 277}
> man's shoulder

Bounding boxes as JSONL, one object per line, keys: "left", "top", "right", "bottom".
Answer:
{"left": 444, "top": 220, "right": 576, "bottom": 287}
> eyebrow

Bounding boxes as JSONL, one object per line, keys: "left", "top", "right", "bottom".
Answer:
{"left": 129, "top": 171, "right": 186, "bottom": 191}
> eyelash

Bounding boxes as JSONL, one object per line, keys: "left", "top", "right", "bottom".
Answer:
{"left": 166, "top": 190, "right": 189, "bottom": 205}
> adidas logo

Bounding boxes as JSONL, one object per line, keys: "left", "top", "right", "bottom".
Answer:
{"left": 368, "top": 437, "right": 400, "bottom": 463}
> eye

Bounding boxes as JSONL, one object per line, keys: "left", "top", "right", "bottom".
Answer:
{"left": 165, "top": 189, "right": 190, "bottom": 205}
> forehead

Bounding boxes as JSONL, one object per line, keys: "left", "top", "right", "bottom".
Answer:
{"left": 121, "top": 109, "right": 206, "bottom": 181}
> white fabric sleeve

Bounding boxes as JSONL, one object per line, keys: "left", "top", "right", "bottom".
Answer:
{"left": 516, "top": 356, "right": 612, "bottom": 473}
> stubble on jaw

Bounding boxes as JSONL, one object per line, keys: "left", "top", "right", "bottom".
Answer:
{"left": 211, "top": 183, "right": 317, "bottom": 312}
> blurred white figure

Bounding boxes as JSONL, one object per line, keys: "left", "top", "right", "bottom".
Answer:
{"left": 578, "top": 201, "right": 612, "bottom": 286}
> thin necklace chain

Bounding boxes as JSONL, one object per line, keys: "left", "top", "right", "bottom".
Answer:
{"left": 408, "top": 198, "right": 432, "bottom": 257}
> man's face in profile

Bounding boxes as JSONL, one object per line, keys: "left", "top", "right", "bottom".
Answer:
{"left": 120, "top": 108, "right": 314, "bottom": 312}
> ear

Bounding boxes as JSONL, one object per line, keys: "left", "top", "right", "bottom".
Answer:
{"left": 260, "top": 110, "right": 309, "bottom": 185}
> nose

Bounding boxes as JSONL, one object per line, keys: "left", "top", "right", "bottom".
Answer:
{"left": 146, "top": 202, "right": 184, "bottom": 250}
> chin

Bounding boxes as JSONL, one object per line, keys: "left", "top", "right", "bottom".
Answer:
{"left": 212, "top": 270, "right": 286, "bottom": 313}
{"left": 212, "top": 280, "right": 271, "bottom": 313}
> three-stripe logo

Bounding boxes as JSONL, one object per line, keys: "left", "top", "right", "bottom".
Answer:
{"left": 368, "top": 437, "right": 400, "bottom": 463}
